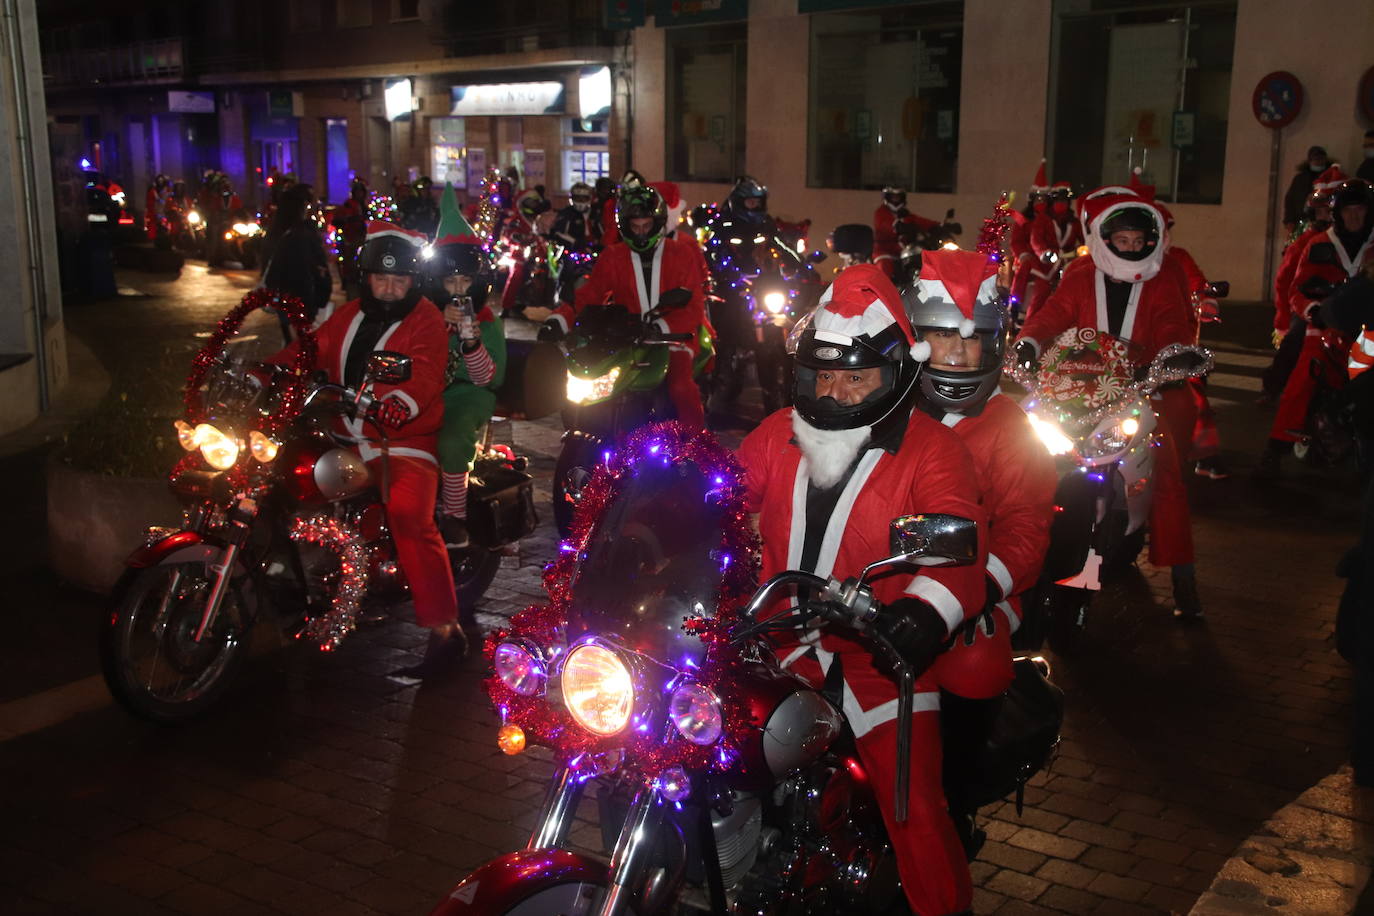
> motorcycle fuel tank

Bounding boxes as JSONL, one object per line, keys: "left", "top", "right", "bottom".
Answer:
{"left": 286, "top": 442, "right": 373, "bottom": 504}
{"left": 762, "top": 688, "right": 844, "bottom": 777}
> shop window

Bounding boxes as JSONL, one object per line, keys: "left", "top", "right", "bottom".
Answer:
{"left": 807, "top": 3, "right": 963, "bottom": 193}
{"left": 431, "top": 117, "right": 467, "bottom": 189}
{"left": 665, "top": 24, "right": 746, "bottom": 183}
{"left": 1048, "top": 0, "right": 1235, "bottom": 204}
{"left": 336, "top": 0, "right": 371, "bottom": 28}
{"left": 563, "top": 117, "right": 609, "bottom": 191}
{"left": 565, "top": 150, "right": 610, "bottom": 188}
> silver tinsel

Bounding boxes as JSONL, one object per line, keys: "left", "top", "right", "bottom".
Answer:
{"left": 290, "top": 514, "right": 369, "bottom": 651}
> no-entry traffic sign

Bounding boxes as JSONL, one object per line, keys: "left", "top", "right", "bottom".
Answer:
{"left": 1252, "top": 71, "right": 1304, "bottom": 129}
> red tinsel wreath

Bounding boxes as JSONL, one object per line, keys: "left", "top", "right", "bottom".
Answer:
{"left": 484, "top": 421, "right": 765, "bottom": 780}
{"left": 172, "top": 289, "right": 318, "bottom": 486}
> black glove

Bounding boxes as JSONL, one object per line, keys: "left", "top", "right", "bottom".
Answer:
{"left": 538, "top": 319, "right": 565, "bottom": 342}
{"left": 1013, "top": 339, "right": 1040, "bottom": 373}
{"left": 868, "top": 597, "right": 948, "bottom": 674}
{"left": 366, "top": 396, "right": 411, "bottom": 430}
{"left": 895, "top": 207, "right": 910, "bottom": 219}
{"left": 1306, "top": 303, "right": 1327, "bottom": 330}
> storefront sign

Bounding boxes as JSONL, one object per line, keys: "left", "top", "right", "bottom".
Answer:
{"left": 525, "top": 150, "right": 546, "bottom": 187}
{"left": 450, "top": 82, "right": 565, "bottom": 116}
{"left": 604, "top": 0, "right": 646, "bottom": 28}
{"left": 467, "top": 148, "right": 487, "bottom": 192}
{"left": 1171, "top": 110, "right": 1195, "bottom": 148}
{"left": 268, "top": 89, "right": 296, "bottom": 119}
{"left": 653, "top": 0, "right": 747, "bottom": 26}
{"left": 167, "top": 91, "right": 215, "bottom": 114}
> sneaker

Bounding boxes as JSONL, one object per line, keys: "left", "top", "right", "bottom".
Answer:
{"left": 439, "top": 516, "right": 470, "bottom": 549}
{"left": 1171, "top": 567, "right": 1204, "bottom": 619}
{"left": 1194, "top": 457, "right": 1231, "bottom": 480}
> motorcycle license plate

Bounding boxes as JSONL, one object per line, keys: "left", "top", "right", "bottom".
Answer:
{"left": 1055, "top": 548, "right": 1102, "bottom": 591}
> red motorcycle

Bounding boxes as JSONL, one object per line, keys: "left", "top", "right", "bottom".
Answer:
{"left": 432, "top": 422, "right": 1061, "bottom": 915}
{"left": 99, "top": 292, "right": 536, "bottom": 724}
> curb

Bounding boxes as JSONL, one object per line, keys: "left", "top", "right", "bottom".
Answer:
{"left": 1190, "top": 766, "right": 1374, "bottom": 915}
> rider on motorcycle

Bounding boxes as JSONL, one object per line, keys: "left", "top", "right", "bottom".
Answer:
{"left": 1023, "top": 181, "right": 1083, "bottom": 322}
{"left": 739, "top": 262, "right": 988, "bottom": 916}
{"left": 333, "top": 178, "right": 371, "bottom": 299}
{"left": 551, "top": 181, "right": 598, "bottom": 251}
{"left": 1015, "top": 187, "right": 1203, "bottom": 618}
{"left": 598, "top": 169, "right": 644, "bottom": 247}
{"left": 268, "top": 220, "right": 464, "bottom": 675}
{"left": 831, "top": 223, "right": 875, "bottom": 270}
{"left": 1009, "top": 162, "right": 1050, "bottom": 315}
{"left": 427, "top": 201, "right": 507, "bottom": 551}
{"left": 536, "top": 185, "right": 709, "bottom": 429}
{"left": 904, "top": 250, "right": 1057, "bottom": 849}
{"left": 874, "top": 186, "right": 939, "bottom": 279}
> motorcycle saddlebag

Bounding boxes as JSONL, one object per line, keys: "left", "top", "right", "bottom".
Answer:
{"left": 466, "top": 463, "right": 538, "bottom": 547}
{"left": 963, "top": 658, "right": 1064, "bottom": 810}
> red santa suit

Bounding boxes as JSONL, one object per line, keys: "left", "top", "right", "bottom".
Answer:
{"left": 552, "top": 234, "right": 709, "bottom": 428}
{"left": 1020, "top": 190, "right": 1196, "bottom": 569}
{"left": 873, "top": 203, "right": 939, "bottom": 278}
{"left": 740, "top": 407, "right": 986, "bottom": 916}
{"left": 930, "top": 393, "right": 1056, "bottom": 699}
{"left": 1273, "top": 226, "right": 1323, "bottom": 331}
{"left": 1023, "top": 211, "right": 1084, "bottom": 322}
{"left": 272, "top": 287, "right": 455, "bottom": 629}
{"left": 1270, "top": 223, "right": 1373, "bottom": 443}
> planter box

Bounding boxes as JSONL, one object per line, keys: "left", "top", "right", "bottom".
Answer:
{"left": 47, "top": 461, "right": 181, "bottom": 594}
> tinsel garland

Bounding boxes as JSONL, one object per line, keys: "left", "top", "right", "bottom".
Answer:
{"left": 484, "top": 421, "right": 765, "bottom": 780}
{"left": 977, "top": 192, "right": 1013, "bottom": 262}
{"left": 290, "top": 514, "right": 369, "bottom": 651}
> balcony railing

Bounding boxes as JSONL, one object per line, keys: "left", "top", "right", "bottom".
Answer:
{"left": 44, "top": 38, "right": 184, "bottom": 88}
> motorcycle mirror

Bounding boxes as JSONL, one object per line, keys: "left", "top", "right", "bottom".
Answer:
{"left": 1145, "top": 344, "right": 1214, "bottom": 388}
{"left": 1205, "top": 280, "right": 1230, "bottom": 298}
{"left": 886, "top": 514, "right": 978, "bottom": 568}
{"left": 944, "top": 208, "right": 956, "bottom": 221}
{"left": 364, "top": 351, "right": 412, "bottom": 385}
{"left": 657, "top": 287, "right": 693, "bottom": 310}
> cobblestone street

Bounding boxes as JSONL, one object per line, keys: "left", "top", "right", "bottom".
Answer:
{"left": 0, "top": 264, "right": 1369, "bottom": 915}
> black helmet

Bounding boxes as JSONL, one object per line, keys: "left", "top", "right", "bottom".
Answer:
{"left": 616, "top": 186, "right": 667, "bottom": 254}
{"left": 619, "top": 169, "right": 645, "bottom": 191}
{"left": 791, "top": 265, "right": 921, "bottom": 431}
{"left": 518, "top": 190, "right": 551, "bottom": 224}
{"left": 570, "top": 182, "right": 594, "bottom": 212}
{"left": 831, "top": 223, "right": 874, "bottom": 262}
{"left": 1331, "top": 178, "right": 1374, "bottom": 219}
{"left": 358, "top": 231, "right": 420, "bottom": 275}
{"left": 594, "top": 176, "right": 615, "bottom": 202}
{"left": 424, "top": 241, "right": 493, "bottom": 301}
{"left": 1098, "top": 204, "right": 1160, "bottom": 262}
{"left": 882, "top": 186, "right": 907, "bottom": 209}
{"left": 726, "top": 175, "right": 769, "bottom": 225}
{"left": 901, "top": 249, "right": 1007, "bottom": 413}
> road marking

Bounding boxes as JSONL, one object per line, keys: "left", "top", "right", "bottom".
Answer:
{"left": 0, "top": 675, "right": 111, "bottom": 742}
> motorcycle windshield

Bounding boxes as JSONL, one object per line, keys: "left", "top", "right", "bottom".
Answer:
{"left": 568, "top": 457, "right": 727, "bottom": 664}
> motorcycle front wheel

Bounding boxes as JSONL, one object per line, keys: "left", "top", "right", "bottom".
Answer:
{"left": 99, "top": 559, "right": 254, "bottom": 724}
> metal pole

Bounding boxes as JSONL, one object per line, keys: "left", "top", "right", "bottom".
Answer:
{"left": 1261, "top": 128, "right": 1281, "bottom": 305}
{"left": 1171, "top": 8, "right": 1191, "bottom": 203}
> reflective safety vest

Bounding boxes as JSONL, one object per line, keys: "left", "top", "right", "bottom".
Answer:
{"left": 1351, "top": 328, "right": 1374, "bottom": 380}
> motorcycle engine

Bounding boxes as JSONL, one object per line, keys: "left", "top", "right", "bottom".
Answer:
{"left": 712, "top": 792, "right": 763, "bottom": 888}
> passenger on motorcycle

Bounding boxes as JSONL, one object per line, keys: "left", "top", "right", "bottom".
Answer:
{"left": 1009, "top": 162, "right": 1050, "bottom": 316}
{"left": 1015, "top": 189, "right": 1204, "bottom": 618}
{"left": 426, "top": 204, "right": 507, "bottom": 552}
{"left": 1259, "top": 177, "right": 1374, "bottom": 476}
{"left": 269, "top": 220, "right": 465, "bottom": 675}
{"left": 739, "top": 263, "right": 988, "bottom": 916}
{"left": 537, "top": 185, "right": 709, "bottom": 429}
{"left": 874, "top": 186, "right": 940, "bottom": 279}
{"left": 1023, "top": 182, "right": 1084, "bottom": 322}
{"left": 831, "top": 223, "right": 875, "bottom": 270}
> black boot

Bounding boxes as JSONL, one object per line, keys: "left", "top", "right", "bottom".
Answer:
{"left": 392, "top": 628, "right": 469, "bottom": 680}
{"left": 1171, "top": 565, "right": 1204, "bottom": 619}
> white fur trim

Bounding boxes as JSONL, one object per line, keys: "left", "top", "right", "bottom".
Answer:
{"left": 959, "top": 318, "right": 976, "bottom": 338}
{"left": 987, "top": 553, "right": 1013, "bottom": 599}
{"left": 653, "top": 317, "right": 670, "bottom": 334}
{"left": 997, "top": 600, "right": 1020, "bottom": 634}
{"left": 814, "top": 297, "right": 895, "bottom": 341}
{"left": 804, "top": 647, "right": 940, "bottom": 738}
{"left": 814, "top": 328, "right": 854, "bottom": 346}
{"left": 941, "top": 412, "right": 964, "bottom": 427}
{"left": 552, "top": 313, "right": 569, "bottom": 334}
{"left": 903, "top": 575, "right": 963, "bottom": 632}
{"left": 365, "top": 228, "right": 425, "bottom": 246}
{"left": 910, "top": 340, "right": 931, "bottom": 362}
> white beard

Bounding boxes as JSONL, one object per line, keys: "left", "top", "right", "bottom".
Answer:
{"left": 791, "top": 411, "right": 873, "bottom": 490}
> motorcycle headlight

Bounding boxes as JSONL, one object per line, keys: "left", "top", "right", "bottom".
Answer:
{"left": 194, "top": 423, "right": 240, "bottom": 470}
{"left": 940, "top": 241, "right": 961, "bottom": 251}
{"left": 562, "top": 643, "right": 633, "bottom": 737}
{"left": 669, "top": 682, "right": 723, "bottom": 746}
{"left": 1083, "top": 415, "right": 1142, "bottom": 458}
{"left": 249, "top": 430, "right": 279, "bottom": 464}
{"left": 762, "top": 291, "right": 787, "bottom": 314}
{"left": 494, "top": 641, "right": 546, "bottom": 697}
{"left": 566, "top": 367, "right": 620, "bottom": 404}
{"left": 174, "top": 419, "right": 198, "bottom": 451}
{"left": 795, "top": 238, "right": 807, "bottom": 254}
{"left": 1028, "top": 413, "right": 1075, "bottom": 457}
{"left": 187, "top": 210, "right": 202, "bottom": 225}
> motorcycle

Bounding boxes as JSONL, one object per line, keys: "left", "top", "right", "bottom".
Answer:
{"left": 697, "top": 210, "right": 827, "bottom": 416}
{"left": 1291, "top": 328, "right": 1358, "bottom": 468}
{"left": 99, "top": 293, "right": 536, "bottom": 724}
{"left": 432, "top": 422, "right": 1062, "bottom": 915}
{"left": 551, "top": 291, "right": 713, "bottom": 537}
{"left": 1009, "top": 330, "right": 1213, "bottom": 653}
{"left": 214, "top": 210, "right": 264, "bottom": 270}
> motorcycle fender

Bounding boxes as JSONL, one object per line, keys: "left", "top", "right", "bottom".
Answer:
{"left": 125, "top": 531, "right": 222, "bottom": 569}
{"left": 429, "top": 850, "right": 610, "bottom": 915}
{"left": 1118, "top": 443, "right": 1154, "bottom": 534}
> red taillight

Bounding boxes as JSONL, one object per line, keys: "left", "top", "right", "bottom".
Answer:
{"left": 117, "top": 216, "right": 134, "bottom": 225}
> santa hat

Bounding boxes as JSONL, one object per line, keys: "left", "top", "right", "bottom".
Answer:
{"left": 1030, "top": 159, "right": 1049, "bottom": 193}
{"left": 1128, "top": 167, "right": 1156, "bottom": 200}
{"left": 813, "top": 263, "right": 930, "bottom": 362}
{"left": 365, "top": 220, "right": 426, "bottom": 248}
{"left": 650, "top": 181, "right": 686, "bottom": 231}
{"left": 1078, "top": 188, "right": 1170, "bottom": 283}
{"left": 1313, "top": 164, "right": 1347, "bottom": 195}
{"left": 433, "top": 182, "right": 483, "bottom": 247}
{"left": 910, "top": 250, "right": 1000, "bottom": 339}
{"left": 1051, "top": 180, "right": 1073, "bottom": 195}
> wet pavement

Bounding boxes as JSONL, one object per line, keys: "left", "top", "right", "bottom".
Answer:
{"left": 0, "top": 262, "right": 1369, "bottom": 915}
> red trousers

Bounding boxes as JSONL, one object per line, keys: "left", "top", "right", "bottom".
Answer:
{"left": 368, "top": 455, "right": 457, "bottom": 628}
{"left": 667, "top": 349, "right": 704, "bottom": 430}
{"left": 1148, "top": 388, "right": 1195, "bottom": 567}
{"left": 1270, "top": 334, "right": 1324, "bottom": 443}
{"left": 1189, "top": 379, "right": 1220, "bottom": 460}
{"left": 784, "top": 646, "right": 970, "bottom": 915}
